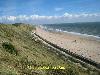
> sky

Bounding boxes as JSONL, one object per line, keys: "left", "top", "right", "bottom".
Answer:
{"left": 0, "top": 0, "right": 100, "bottom": 24}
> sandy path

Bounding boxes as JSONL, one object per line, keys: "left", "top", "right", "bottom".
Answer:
{"left": 35, "top": 27, "right": 100, "bottom": 63}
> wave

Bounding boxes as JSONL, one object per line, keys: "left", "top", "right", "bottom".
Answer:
{"left": 39, "top": 25, "right": 100, "bottom": 39}
{"left": 55, "top": 29, "right": 100, "bottom": 39}
{"left": 63, "top": 31, "right": 100, "bottom": 39}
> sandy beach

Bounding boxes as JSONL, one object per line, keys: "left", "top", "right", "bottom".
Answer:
{"left": 35, "top": 27, "right": 100, "bottom": 63}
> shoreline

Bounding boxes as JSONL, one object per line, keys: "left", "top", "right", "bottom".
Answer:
{"left": 35, "top": 27, "right": 100, "bottom": 63}
{"left": 41, "top": 25, "right": 100, "bottom": 40}
{"left": 39, "top": 25, "right": 100, "bottom": 39}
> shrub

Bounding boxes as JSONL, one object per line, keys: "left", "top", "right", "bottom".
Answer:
{"left": 12, "top": 23, "right": 21, "bottom": 27}
{"left": 2, "top": 42, "right": 18, "bottom": 55}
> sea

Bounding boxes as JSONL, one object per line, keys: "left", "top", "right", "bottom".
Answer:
{"left": 40, "top": 22, "right": 100, "bottom": 39}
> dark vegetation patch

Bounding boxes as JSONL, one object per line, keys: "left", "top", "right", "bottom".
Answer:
{"left": 2, "top": 42, "right": 18, "bottom": 55}
{"left": 12, "top": 23, "right": 22, "bottom": 27}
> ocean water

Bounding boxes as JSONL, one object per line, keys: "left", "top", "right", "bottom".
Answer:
{"left": 41, "top": 22, "right": 100, "bottom": 38}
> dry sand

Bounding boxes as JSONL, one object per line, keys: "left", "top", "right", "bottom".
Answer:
{"left": 35, "top": 27, "right": 100, "bottom": 63}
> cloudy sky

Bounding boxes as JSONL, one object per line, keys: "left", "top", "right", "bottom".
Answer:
{"left": 0, "top": 0, "right": 100, "bottom": 24}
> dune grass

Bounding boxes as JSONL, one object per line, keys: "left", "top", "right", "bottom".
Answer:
{"left": 0, "top": 23, "right": 99, "bottom": 75}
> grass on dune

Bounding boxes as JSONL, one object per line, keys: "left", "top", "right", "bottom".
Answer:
{"left": 0, "top": 23, "right": 99, "bottom": 75}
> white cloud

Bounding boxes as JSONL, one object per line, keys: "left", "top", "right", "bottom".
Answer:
{"left": 63, "top": 13, "right": 73, "bottom": 18}
{"left": 7, "top": 16, "right": 16, "bottom": 21}
{"left": 55, "top": 7, "right": 63, "bottom": 11}
{"left": 0, "top": 13, "right": 100, "bottom": 24}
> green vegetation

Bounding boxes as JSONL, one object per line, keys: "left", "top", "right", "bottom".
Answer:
{"left": 2, "top": 42, "right": 18, "bottom": 55}
{"left": 0, "top": 23, "right": 99, "bottom": 75}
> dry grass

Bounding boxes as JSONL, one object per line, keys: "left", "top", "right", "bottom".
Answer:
{"left": 0, "top": 23, "right": 99, "bottom": 75}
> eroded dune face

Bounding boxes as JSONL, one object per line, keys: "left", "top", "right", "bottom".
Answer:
{"left": 36, "top": 27, "right": 100, "bottom": 63}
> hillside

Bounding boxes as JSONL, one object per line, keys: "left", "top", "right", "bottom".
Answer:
{"left": 0, "top": 23, "right": 100, "bottom": 75}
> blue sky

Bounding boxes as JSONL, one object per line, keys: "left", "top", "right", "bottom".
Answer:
{"left": 0, "top": 0, "right": 100, "bottom": 24}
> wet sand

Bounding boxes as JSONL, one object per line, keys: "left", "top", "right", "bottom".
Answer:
{"left": 35, "top": 27, "right": 100, "bottom": 63}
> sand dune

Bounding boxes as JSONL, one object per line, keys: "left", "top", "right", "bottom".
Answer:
{"left": 35, "top": 27, "right": 100, "bottom": 63}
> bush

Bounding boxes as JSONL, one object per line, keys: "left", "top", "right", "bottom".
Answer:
{"left": 2, "top": 42, "right": 18, "bottom": 55}
{"left": 12, "top": 23, "right": 22, "bottom": 27}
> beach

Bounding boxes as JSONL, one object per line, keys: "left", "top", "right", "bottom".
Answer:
{"left": 35, "top": 27, "right": 100, "bottom": 63}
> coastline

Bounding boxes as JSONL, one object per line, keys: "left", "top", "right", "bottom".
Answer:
{"left": 35, "top": 27, "right": 100, "bottom": 63}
